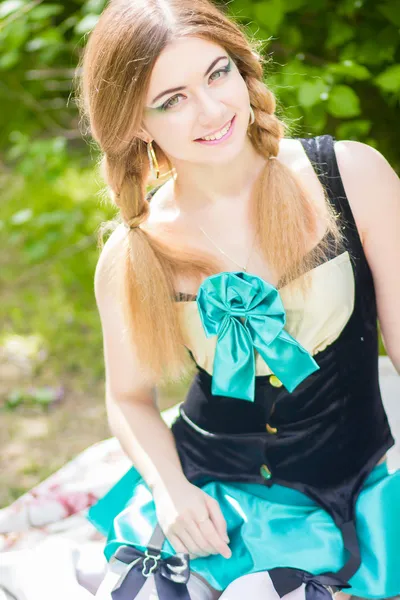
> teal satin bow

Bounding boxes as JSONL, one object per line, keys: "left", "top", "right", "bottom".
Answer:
{"left": 196, "top": 271, "right": 320, "bottom": 402}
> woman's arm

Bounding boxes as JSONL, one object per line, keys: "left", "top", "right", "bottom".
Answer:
{"left": 94, "top": 226, "right": 184, "bottom": 491}
{"left": 335, "top": 140, "right": 400, "bottom": 374}
{"left": 94, "top": 225, "right": 231, "bottom": 559}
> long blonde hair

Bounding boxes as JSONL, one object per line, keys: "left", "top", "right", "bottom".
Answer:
{"left": 76, "top": 0, "right": 343, "bottom": 385}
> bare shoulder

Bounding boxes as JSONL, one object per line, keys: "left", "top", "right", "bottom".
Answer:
{"left": 278, "top": 136, "right": 308, "bottom": 163}
{"left": 333, "top": 139, "right": 399, "bottom": 246}
{"left": 278, "top": 137, "right": 331, "bottom": 219}
{"left": 94, "top": 222, "right": 127, "bottom": 307}
{"left": 94, "top": 221, "right": 158, "bottom": 399}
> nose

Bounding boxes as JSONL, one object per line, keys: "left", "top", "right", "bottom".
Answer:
{"left": 196, "top": 89, "right": 225, "bottom": 127}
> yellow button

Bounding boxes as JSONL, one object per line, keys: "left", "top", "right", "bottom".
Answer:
{"left": 269, "top": 375, "right": 283, "bottom": 388}
{"left": 260, "top": 464, "right": 272, "bottom": 480}
{"left": 266, "top": 423, "right": 278, "bottom": 434}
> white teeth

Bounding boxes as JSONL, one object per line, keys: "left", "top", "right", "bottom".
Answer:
{"left": 200, "top": 120, "right": 231, "bottom": 141}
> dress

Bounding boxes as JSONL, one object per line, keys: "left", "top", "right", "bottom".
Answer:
{"left": 87, "top": 134, "right": 400, "bottom": 600}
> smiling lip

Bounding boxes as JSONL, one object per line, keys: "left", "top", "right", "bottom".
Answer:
{"left": 195, "top": 115, "right": 236, "bottom": 145}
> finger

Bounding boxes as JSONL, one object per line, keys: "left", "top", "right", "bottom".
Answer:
{"left": 168, "top": 533, "right": 198, "bottom": 560}
{"left": 168, "top": 533, "right": 188, "bottom": 555}
{"left": 205, "top": 496, "right": 230, "bottom": 542}
{"left": 176, "top": 527, "right": 210, "bottom": 558}
{"left": 198, "top": 518, "right": 232, "bottom": 559}
{"left": 184, "top": 519, "right": 218, "bottom": 556}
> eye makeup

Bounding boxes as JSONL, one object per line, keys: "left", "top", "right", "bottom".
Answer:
{"left": 148, "top": 58, "right": 232, "bottom": 113}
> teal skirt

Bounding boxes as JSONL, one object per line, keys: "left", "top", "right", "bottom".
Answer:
{"left": 87, "top": 459, "right": 400, "bottom": 598}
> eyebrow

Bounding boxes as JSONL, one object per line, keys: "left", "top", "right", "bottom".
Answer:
{"left": 150, "top": 55, "right": 229, "bottom": 105}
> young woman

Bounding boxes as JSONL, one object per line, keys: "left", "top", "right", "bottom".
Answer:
{"left": 77, "top": 0, "right": 400, "bottom": 598}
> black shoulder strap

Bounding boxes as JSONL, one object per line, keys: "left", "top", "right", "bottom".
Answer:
{"left": 299, "top": 134, "right": 364, "bottom": 257}
{"left": 298, "top": 135, "right": 328, "bottom": 190}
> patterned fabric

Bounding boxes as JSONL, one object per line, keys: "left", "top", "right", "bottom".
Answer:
{"left": 0, "top": 437, "right": 129, "bottom": 551}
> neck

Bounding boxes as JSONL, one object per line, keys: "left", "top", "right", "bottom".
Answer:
{"left": 170, "top": 135, "right": 267, "bottom": 214}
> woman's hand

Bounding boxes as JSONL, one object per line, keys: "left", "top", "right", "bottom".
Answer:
{"left": 152, "top": 478, "right": 232, "bottom": 560}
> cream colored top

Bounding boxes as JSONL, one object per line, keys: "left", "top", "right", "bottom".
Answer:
{"left": 175, "top": 251, "right": 355, "bottom": 376}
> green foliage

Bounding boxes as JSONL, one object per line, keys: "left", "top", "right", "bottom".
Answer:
{"left": 230, "top": 0, "right": 400, "bottom": 167}
{"left": 0, "top": 167, "right": 117, "bottom": 380}
{"left": 0, "top": 0, "right": 399, "bottom": 168}
{"left": 4, "top": 386, "right": 63, "bottom": 410}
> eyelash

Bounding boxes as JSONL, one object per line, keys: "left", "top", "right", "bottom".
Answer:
{"left": 158, "top": 63, "right": 232, "bottom": 111}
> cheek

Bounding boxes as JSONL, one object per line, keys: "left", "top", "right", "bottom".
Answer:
{"left": 161, "top": 112, "right": 194, "bottom": 145}
{"left": 230, "top": 73, "right": 250, "bottom": 106}
{"left": 143, "top": 115, "right": 179, "bottom": 146}
{"left": 147, "top": 113, "right": 195, "bottom": 158}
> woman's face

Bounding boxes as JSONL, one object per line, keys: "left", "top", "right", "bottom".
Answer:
{"left": 141, "top": 36, "right": 252, "bottom": 165}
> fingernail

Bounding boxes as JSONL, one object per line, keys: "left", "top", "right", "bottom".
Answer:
{"left": 224, "top": 535, "right": 230, "bottom": 543}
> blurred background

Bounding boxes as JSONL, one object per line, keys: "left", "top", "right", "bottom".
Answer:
{"left": 1, "top": 0, "right": 399, "bottom": 509}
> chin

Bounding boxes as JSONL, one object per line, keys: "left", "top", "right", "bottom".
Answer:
{"left": 206, "top": 137, "right": 248, "bottom": 164}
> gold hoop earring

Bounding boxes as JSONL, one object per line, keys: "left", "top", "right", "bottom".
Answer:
{"left": 249, "top": 105, "right": 255, "bottom": 125}
{"left": 147, "top": 140, "right": 160, "bottom": 180}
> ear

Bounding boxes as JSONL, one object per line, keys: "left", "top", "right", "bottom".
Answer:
{"left": 136, "top": 131, "right": 152, "bottom": 144}
{"left": 135, "top": 123, "right": 152, "bottom": 144}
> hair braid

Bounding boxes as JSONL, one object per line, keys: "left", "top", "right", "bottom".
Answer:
{"left": 246, "top": 77, "right": 287, "bottom": 157}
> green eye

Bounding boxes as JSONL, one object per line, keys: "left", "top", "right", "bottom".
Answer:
{"left": 158, "top": 60, "right": 232, "bottom": 111}
{"left": 210, "top": 69, "right": 223, "bottom": 81}
{"left": 166, "top": 96, "right": 180, "bottom": 108}
{"left": 161, "top": 95, "right": 182, "bottom": 111}
{"left": 209, "top": 63, "right": 231, "bottom": 82}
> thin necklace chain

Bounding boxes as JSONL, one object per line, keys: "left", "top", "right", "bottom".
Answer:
{"left": 197, "top": 224, "right": 257, "bottom": 272}
{"left": 175, "top": 157, "right": 277, "bottom": 272}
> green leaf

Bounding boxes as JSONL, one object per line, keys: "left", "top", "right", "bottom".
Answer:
{"left": 274, "top": 58, "right": 309, "bottom": 89}
{"left": 337, "top": 0, "right": 364, "bottom": 16}
{"left": 303, "top": 103, "right": 328, "bottom": 133}
{"left": 25, "top": 240, "right": 51, "bottom": 262}
{"left": 11, "top": 208, "right": 33, "bottom": 225}
{"left": 1, "top": 19, "right": 29, "bottom": 51}
{"left": 327, "top": 60, "right": 371, "bottom": 81}
{"left": 253, "top": 0, "right": 285, "bottom": 33}
{"left": 31, "top": 387, "right": 58, "bottom": 405}
{"left": 375, "top": 65, "right": 400, "bottom": 92}
{"left": 282, "top": 24, "right": 303, "bottom": 48}
{"left": 84, "top": 0, "right": 108, "bottom": 14}
{"left": 306, "top": 0, "right": 330, "bottom": 9}
{"left": 326, "top": 20, "right": 354, "bottom": 49}
{"left": 0, "top": 49, "right": 19, "bottom": 70}
{"left": 337, "top": 120, "right": 372, "bottom": 139}
{"left": 298, "top": 79, "right": 328, "bottom": 107}
{"left": 246, "top": 21, "right": 270, "bottom": 42}
{"left": 5, "top": 389, "right": 26, "bottom": 409}
{"left": 327, "top": 85, "right": 361, "bottom": 118}
{"left": 74, "top": 14, "right": 100, "bottom": 35}
{"left": 26, "top": 29, "right": 62, "bottom": 52}
{"left": 284, "top": 0, "right": 309, "bottom": 11}
{"left": 228, "top": 0, "right": 254, "bottom": 18}
{"left": 345, "top": 36, "right": 397, "bottom": 66}
{"left": 29, "top": 4, "right": 64, "bottom": 20}
{"left": 377, "top": 1, "right": 400, "bottom": 27}
{"left": 0, "top": 0, "right": 24, "bottom": 19}
{"left": 35, "top": 210, "right": 70, "bottom": 227}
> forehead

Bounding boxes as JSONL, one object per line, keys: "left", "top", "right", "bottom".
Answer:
{"left": 146, "top": 36, "right": 227, "bottom": 98}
